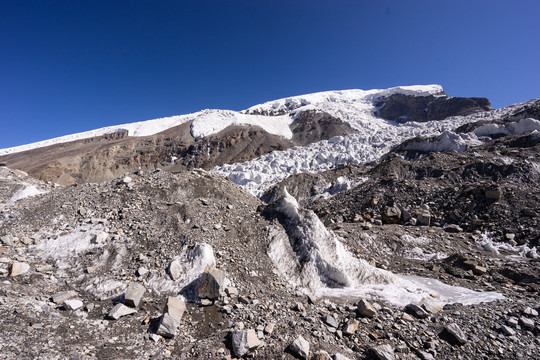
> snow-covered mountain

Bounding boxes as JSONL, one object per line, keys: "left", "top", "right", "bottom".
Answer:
{"left": 0, "top": 84, "right": 498, "bottom": 191}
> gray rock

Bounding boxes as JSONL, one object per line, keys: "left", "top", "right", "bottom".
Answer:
{"left": 63, "top": 299, "right": 83, "bottom": 311}
{"left": 168, "top": 260, "right": 182, "bottom": 281}
{"left": 357, "top": 299, "right": 377, "bottom": 318}
{"left": 419, "top": 300, "right": 442, "bottom": 315}
{"left": 0, "top": 235, "right": 16, "bottom": 246}
{"left": 264, "top": 323, "right": 275, "bottom": 335}
{"left": 51, "top": 290, "right": 78, "bottom": 304}
{"left": 342, "top": 319, "right": 359, "bottom": 335}
{"left": 199, "top": 267, "right": 226, "bottom": 300}
{"left": 444, "top": 224, "right": 463, "bottom": 233}
{"left": 405, "top": 303, "right": 429, "bottom": 319}
{"left": 519, "top": 316, "right": 535, "bottom": 330}
{"left": 398, "top": 205, "right": 412, "bottom": 222}
{"left": 416, "top": 208, "right": 431, "bottom": 226}
{"left": 371, "top": 344, "right": 395, "bottom": 360}
{"left": 124, "top": 283, "right": 145, "bottom": 308}
{"left": 524, "top": 307, "right": 539, "bottom": 317}
{"left": 108, "top": 303, "right": 137, "bottom": 320}
{"left": 231, "top": 329, "right": 260, "bottom": 357}
{"left": 91, "top": 232, "right": 108, "bottom": 244}
{"left": 156, "top": 313, "right": 179, "bottom": 338}
{"left": 382, "top": 206, "right": 401, "bottom": 224}
{"left": 323, "top": 315, "right": 339, "bottom": 328}
{"left": 501, "top": 325, "right": 516, "bottom": 336}
{"left": 289, "top": 335, "right": 310, "bottom": 359}
{"left": 10, "top": 262, "right": 29, "bottom": 276}
{"left": 416, "top": 350, "right": 435, "bottom": 360}
{"left": 444, "top": 323, "right": 467, "bottom": 344}
{"left": 136, "top": 267, "right": 149, "bottom": 277}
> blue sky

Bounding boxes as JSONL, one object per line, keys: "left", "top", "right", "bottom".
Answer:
{"left": 1, "top": 0, "right": 539, "bottom": 149}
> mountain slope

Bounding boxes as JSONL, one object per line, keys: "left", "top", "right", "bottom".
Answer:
{"left": 0, "top": 85, "right": 491, "bottom": 187}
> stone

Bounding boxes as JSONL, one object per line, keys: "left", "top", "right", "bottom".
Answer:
{"left": 416, "top": 209, "right": 431, "bottom": 226}
{"left": 524, "top": 307, "right": 539, "bottom": 316}
{"left": 371, "top": 344, "right": 395, "bottom": 360}
{"left": 124, "top": 283, "right": 145, "bottom": 308}
{"left": 122, "top": 176, "right": 132, "bottom": 184}
{"left": 264, "top": 323, "right": 275, "bottom": 335}
{"left": 168, "top": 260, "right": 182, "bottom": 281}
{"left": 501, "top": 325, "right": 516, "bottom": 336}
{"left": 0, "top": 235, "right": 16, "bottom": 246}
{"left": 312, "top": 350, "right": 331, "bottom": 360}
{"left": 200, "top": 298, "right": 213, "bottom": 306}
{"left": 289, "top": 335, "right": 310, "bottom": 359}
{"left": 416, "top": 350, "right": 435, "bottom": 360}
{"left": 108, "top": 303, "right": 137, "bottom": 320}
{"left": 136, "top": 267, "right": 149, "bottom": 277}
{"left": 225, "top": 286, "right": 238, "bottom": 297}
{"left": 472, "top": 265, "right": 487, "bottom": 275}
{"left": 419, "top": 300, "right": 442, "bottom": 315}
{"left": 231, "top": 329, "right": 261, "bottom": 357}
{"left": 342, "top": 319, "right": 359, "bottom": 335}
{"left": 444, "top": 224, "right": 463, "bottom": 233}
{"left": 519, "top": 317, "right": 535, "bottom": 330}
{"left": 357, "top": 299, "right": 377, "bottom": 318}
{"left": 199, "top": 267, "right": 226, "bottom": 300}
{"left": 10, "top": 262, "right": 29, "bottom": 276}
{"left": 52, "top": 291, "right": 78, "bottom": 304}
{"left": 156, "top": 313, "right": 179, "bottom": 338}
{"left": 91, "top": 232, "right": 108, "bottom": 244}
{"left": 405, "top": 303, "right": 429, "bottom": 319}
{"left": 155, "top": 297, "right": 185, "bottom": 337}
{"left": 382, "top": 206, "right": 401, "bottom": 224}
{"left": 63, "top": 299, "right": 84, "bottom": 311}
{"left": 443, "top": 323, "right": 467, "bottom": 344}
{"left": 323, "top": 315, "right": 339, "bottom": 328}
{"left": 398, "top": 205, "right": 412, "bottom": 222}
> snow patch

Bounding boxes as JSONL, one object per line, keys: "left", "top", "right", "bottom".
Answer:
{"left": 476, "top": 232, "right": 538, "bottom": 259}
{"left": 147, "top": 242, "right": 219, "bottom": 300}
{"left": 10, "top": 185, "right": 48, "bottom": 202}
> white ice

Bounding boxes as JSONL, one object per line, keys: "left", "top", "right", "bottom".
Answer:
{"left": 10, "top": 185, "right": 48, "bottom": 202}
{"left": 269, "top": 189, "right": 503, "bottom": 307}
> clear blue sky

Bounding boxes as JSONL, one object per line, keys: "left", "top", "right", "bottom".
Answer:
{"left": 1, "top": 0, "right": 539, "bottom": 149}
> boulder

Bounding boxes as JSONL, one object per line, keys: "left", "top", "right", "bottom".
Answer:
{"left": 108, "top": 303, "right": 137, "bottom": 320}
{"left": 199, "top": 267, "right": 227, "bottom": 300}
{"left": 124, "top": 283, "right": 145, "bottom": 308}
{"left": 371, "top": 344, "right": 395, "bottom": 360}
{"left": 443, "top": 323, "right": 467, "bottom": 344}
{"left": 289, "top": 335, "right": 310, "bottom": 359}
{"left": 357, "top": 299, "right": 377, "bottom": 318}
{"left": 10, "top": 262, "right": 29, "bottom": 276}
{"left": 382, "top": 206, "right": 401, "bottom": 224}
{"left": 231, "top": 329, "right": 261, "bottom": 357}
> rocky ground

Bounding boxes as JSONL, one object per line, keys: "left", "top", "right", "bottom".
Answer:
{"left": 1, "top": 96, "right": 539, "bottom": 359}
{"left": 1, "top": 153, "right": 539, "bottom": 359}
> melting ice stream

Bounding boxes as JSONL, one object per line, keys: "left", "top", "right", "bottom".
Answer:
{"left": 267, "top": 189, "right": 503, "bottom": 307}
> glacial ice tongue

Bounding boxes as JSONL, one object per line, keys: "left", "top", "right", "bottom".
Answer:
{"left": 268, "top": 189, "right": 504, "bottom": 307}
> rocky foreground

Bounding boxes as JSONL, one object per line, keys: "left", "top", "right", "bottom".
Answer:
{"left": 1, "top": 129, "right": 539, "bottom": 359}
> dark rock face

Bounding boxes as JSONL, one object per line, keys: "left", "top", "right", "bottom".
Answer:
{"left": 290, "top": 110, "right": 355, "bottom": 146}
{"left": 375, "top": 94, "right": 491, "bottom": 123}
